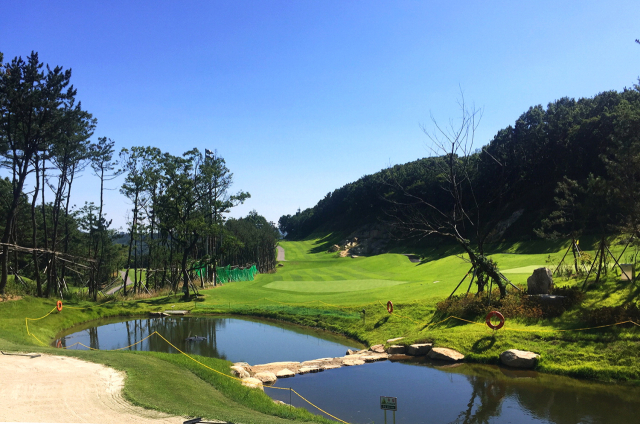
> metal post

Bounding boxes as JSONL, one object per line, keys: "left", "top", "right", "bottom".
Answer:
{"left": 393, "top": 410, "right": 396, "bottom": 424}
{"left": 384, "top": 410, "right": 387, "bottom": 424}
{"left": 289, "top": 387, "right": 292, "bottom": 412}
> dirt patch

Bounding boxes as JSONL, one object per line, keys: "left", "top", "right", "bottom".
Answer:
{"left": 0, "top": 353, "right": 185, "bottom": 423}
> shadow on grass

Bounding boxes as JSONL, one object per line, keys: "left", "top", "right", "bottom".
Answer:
{"left": 472, "top": 335, "right": 497, "bottom": 353}
{"left": 306, "top": 232, "right": 347, "bottom": 254}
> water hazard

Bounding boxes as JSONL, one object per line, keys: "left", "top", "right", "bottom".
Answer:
{"left": 55, "top": 316, "right": 363, "bottom": 364}
{"left": 56, "top": 317, "right": 640, "bottom": 424}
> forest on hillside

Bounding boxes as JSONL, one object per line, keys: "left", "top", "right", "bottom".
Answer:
{"left": 279, "top": 84, "right": 640, "bottom": 247}
{"left": 0, "top": 52, "right": 279, "bottom": 299}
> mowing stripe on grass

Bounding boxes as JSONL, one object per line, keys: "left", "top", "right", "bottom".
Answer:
{"left": 263, "top": 279, "right": 410, "bottom": 293}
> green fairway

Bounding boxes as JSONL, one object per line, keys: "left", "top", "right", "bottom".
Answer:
{"left": 502, "top": 265, "right": 549, "bottom": 273}
{"left": 264, "top": 279, "right": 410, "bottom": 293}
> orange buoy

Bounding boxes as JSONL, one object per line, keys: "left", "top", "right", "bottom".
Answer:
{"left": 387, "top": 301, "right": 393, "bottom": 314}
{"left": 56, "top": 300, "right": 63, "bottom": 312}
{"left": 485, "top": 310, "right": 505, "bottom": 330}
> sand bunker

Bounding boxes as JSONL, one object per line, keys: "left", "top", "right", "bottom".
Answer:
{"left": 0, "top": 353, "right": 184, "bottom": 423}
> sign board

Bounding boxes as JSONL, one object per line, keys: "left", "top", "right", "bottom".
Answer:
{"left": 380, "top": 396, "right": 397, "bottom": 411}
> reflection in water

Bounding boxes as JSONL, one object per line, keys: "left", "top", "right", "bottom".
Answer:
{"left": 452, "top": 375, "right": 507, "bottom": 424}
{"left": 55, "top": 316, "right": 361, "bottom": 364}
{"left": 55, "top": 318, "right": 640, "bottom": 424}
{"left": 269, "top": 358, "right": 640, "bottom": 424}
{"left": 447, "top": 364, "right": 640, "bottom": 424}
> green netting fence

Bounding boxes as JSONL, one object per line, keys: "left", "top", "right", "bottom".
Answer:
{"left": 194, "top": 263, "right": 258, "bottom": 283}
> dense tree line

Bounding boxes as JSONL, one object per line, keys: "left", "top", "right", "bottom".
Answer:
{"left": 0, "top": 51, "right": 277, "bottom": 298}
{"left": 279, "top": 83, "right": 640, "bottom": 246}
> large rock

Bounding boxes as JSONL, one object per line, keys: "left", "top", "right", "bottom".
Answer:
{"left": 527, "top": 267, "right": 553, "bottom": 295}
{"left": 427, "top": 347, "right": 464, "bottom": 362}
{"left": 500, "top": 349, "right": 539, "bottom": 369}
{"left": 230, "top": 365, "right": 250, "bottom": 379}
{"left": 254, "top": 371, "right": 277, "bottom": 384}
{"left": 328, "top": 244, "right": 341, "bottom": 252}
{"left": 276, "top": 369, "right": 295, "bottom": 378}
{"left": 241, "top": 377, "right": 263, "bottom": 390}
{"left": 407, "top": 343, "right": 432, "bottom": 356}
{"left": 369, "top": 344, "right": 385, "bottom": 353}
{"left": 386, "top": 345, "right": 406, "bottom": 354}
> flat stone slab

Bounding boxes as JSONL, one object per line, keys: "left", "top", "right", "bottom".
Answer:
{"left": 322, "top": 364, "right": 342, "bottom": 370}
{"left": 342, "top": 358, "right": 365, "bottom": 366}
{"left": 428, "top": 347, "right": 465, "bottom": 362}
{"left": 387, "top": 337, "right": 404, "bottom": 343}
{"left": 276, "top": 369, "right": 296, "bottom": 378}
{"left": 298, "top": 366, "right": 322, "bottom": 374}
{"left": 500, "top": 349, "right": 539, "bottom": 369}
{"left": 163, "top": 310, "right": 190, "bottom": 315}
{"left": 386, "top": 345, "right": 406, "bottom": 354}
{"left": 407, "top": 343, "right": 432, "bottom": 356}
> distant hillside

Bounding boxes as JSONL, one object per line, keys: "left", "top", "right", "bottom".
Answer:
{"left": 279, "top": 85, "right": 640, "bottom": 243}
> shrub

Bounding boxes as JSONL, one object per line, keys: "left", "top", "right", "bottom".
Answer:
{"left": 581, "top": 303, "right": 640, "bottom": 327}
{"left": 436, "top": 285, "right": 583, "bottom": 320}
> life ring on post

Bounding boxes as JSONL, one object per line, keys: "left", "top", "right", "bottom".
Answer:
{"left": 387, "top": 301, "right": 393, "bottom": 314}
{"left": 485, "top": 310, "right": 505, "bottom": 330}
{"left": 56, "top": 300, "right": 63, "bottom": 312}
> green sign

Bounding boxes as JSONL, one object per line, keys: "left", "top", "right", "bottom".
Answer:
{"left": 380, "top": 396, "right": 397, "bottom": 411}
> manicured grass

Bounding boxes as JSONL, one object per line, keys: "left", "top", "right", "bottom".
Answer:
{"left": 263, "top": 279, "right": 410, "bottom": 293}
{"left": 1, "top": 234, "right": 639, "bottom": 423}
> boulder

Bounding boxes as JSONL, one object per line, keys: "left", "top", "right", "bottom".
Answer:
{"left": 328, "top": 244, "right": 340, "bottom": 253}
{"left": 427, "top": 347, "right": 465, "bottom": 362}
{"left": 346, "top": 349, "right": 358, "bottom": 355}
{"left": 500, "top": 349, "right": 539, "bottom": 369}
{"left": 254, "top": 371, "right": 277, "bottom": 384}
{"left": 369, "top": 344, "right": 385, "bottom": 353}
{"left": 407, "top": 343, "right": 432, "bottom": 356}
{"left": 241, "top": 377, "right": 263, "bottom": 390}
{"left": 230, "top": 365, "right": 250, "bottom": 379}
{"left": 386, "top": 345, "right": 406, "bottom": 355}
{"left": 527, "top": 267, "right": 553, "bottom": 295}
{"left": 276, "top": 369, "right": 296, "bottom": 378}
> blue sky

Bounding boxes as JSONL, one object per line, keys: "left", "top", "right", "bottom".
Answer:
{"left": 2, "top": 1, "right": 639, "bottom": 229}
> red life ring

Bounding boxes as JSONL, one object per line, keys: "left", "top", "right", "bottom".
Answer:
{"left": 387, "top": 301, "right": 393, "bottom": 314}
{"left": 56, "top": 339, "right": 62, "bottom": 348}
{"left": 485, "top": 311, "right": 505, "bottom": 330}
{"left": 56, "top": 300, "right": 63, "bottom": 312}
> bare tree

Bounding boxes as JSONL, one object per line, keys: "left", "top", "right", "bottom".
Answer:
{"left": 385, "top": 94, "right": 516, "bottom": 298}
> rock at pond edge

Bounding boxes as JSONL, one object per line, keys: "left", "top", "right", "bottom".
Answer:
{"left": 500, "top": 349, "right": 539, "bottom": 369}
{"left": 427, "top": 347, "right": 464, "bottom": 362}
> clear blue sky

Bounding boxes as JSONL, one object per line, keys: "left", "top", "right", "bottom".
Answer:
{"left": 2, "top": 0, "right": 639, "bottom": 230}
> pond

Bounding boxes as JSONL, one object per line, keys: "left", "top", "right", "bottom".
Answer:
{"left": 55, "top": 316, "right": 364, "bottom": 364}
{"left": 56, "top": 317, "right": 640, "bottom": 424}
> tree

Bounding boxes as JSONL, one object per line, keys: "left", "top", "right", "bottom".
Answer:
{"left": 0, "top": 52, "right": 79, "bottom": 295}
{"left": 385, "top": 95, "right": 514, "bottom": 298}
